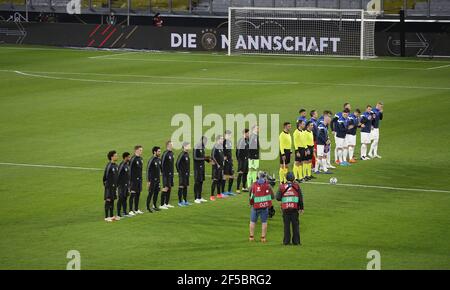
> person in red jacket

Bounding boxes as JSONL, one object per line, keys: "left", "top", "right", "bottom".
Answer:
{"left": 249, "top": 171, "right": 274, "bottom": 243}
{"left": 276, "top": 172, "right": 304, "bottom": 245}
{"left": 153, "top": 13, "right": 163, "bottom": 27}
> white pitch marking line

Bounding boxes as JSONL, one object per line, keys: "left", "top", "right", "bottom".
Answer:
{"left": 4, "top": 70, "right": 296, "bottom": 85}
{"left": 88, "top": 51, "right": 139, "bottom": 59}
{"left": 2, "top": 69, "right": 448, "bottom": 90}
{"left": 0, "top": 162, "right": 101, "bottom": 171}
{"left": 0, "top": 69, "right": 297, "bottom": 84}
{"left": 2, "top": 45, "right": 450, "bottom": 64}
{"left": 92, "top": 56, "right": 429, "bottom": 71}
{"left": 426, "top": 64, "right": 450, "bottom": 70}
{"left": 1, "top": 162, "right": 449, "bottom": 194}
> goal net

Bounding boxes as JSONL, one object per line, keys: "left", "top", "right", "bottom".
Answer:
{"left": 228, "top": 7, "right": 376, "bottom": 59}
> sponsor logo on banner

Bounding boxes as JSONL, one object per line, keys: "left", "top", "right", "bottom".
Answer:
{"left": 170, "top": 30, "right": 340, "bottom": 53}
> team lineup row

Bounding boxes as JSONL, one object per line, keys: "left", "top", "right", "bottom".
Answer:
{"left": 102, "top": 102, "right": 383, "bottom": 222}
{"left": 278, "top": 102, "right": 384, "bottom": 183}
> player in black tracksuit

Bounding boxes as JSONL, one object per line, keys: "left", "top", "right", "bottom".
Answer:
{"left": 176, "top": 142, "right": 191, "bottom": 206}
{"left": 103, "top": 150, "right": 119, "bottom": 220}
{"left": 117, "top": 152, "right": 131, "bottom": 217}
{"left": 161, "top": 141, "right": 175, "bottom": 208}
{"left": 129, "top": 145, "right": 144, "bottom": 214}
{"left": 146, "top": 146, "right": 162, "bottom": 212}
{"left": 223, "top": 130, "right": 234, "bottom": 194}
{"left": 236, "top": 129, "right": 250, "bottom": 193}
{"left": 193, "top": 136, "right": 208, "bottom": 202}
{"left": 211, "top": 136, "right": 225, "bottom": 199}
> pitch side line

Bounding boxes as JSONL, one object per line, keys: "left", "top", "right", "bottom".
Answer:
{"left": 4, "top": 70, "right": 296, "bottom": 86}
{"left": 88, "top": 51, "right": 138, "bottom": 59}
{"left": 2, "top": 69, "right": 448, "bottom": 90}
{"left": 1, "top": 162, "right": 449, "bottom": 194}
{"left": 92, "top": 56, "right": 430, "bottom": 71}
{"left": 2, "top": 46, "right": 449, "bottom": 64}
{"left": 426, "top": 64, "right": 450, "bottom": 70}
{"left": 0, "top": 69, "right": 297, "bottom": 84}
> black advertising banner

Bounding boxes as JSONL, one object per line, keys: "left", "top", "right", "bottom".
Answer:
{"left": 1, "top": 21, "right": 449, "bottom": 57}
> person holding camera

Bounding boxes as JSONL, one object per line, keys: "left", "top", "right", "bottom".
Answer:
{"left": 249, "top": 171, "right": 274, "bottom": 243}
{"left": 276, "top": 172, "right": 304, "bottom": 245}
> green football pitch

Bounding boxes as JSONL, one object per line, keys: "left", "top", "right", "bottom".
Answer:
{"left": 0, "top": 45, "right": 449, "bottom": 270}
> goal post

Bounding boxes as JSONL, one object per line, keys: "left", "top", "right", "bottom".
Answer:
{"left": 228, "top": 7, "right": 376, "bottom": 60}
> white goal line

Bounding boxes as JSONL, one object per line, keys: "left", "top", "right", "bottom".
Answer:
{"left": 1, "top": 162, "right": 449, "bottom": 194}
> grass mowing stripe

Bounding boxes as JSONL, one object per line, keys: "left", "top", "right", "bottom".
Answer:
{"left": 1, "top": 162, "right": 449, "bottom": 194}
{"left": 92, "top": 56, "right": 429, "bottom": 70}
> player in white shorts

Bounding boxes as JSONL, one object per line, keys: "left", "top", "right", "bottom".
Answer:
{"left": 345, "top": 109, "right": 361, "bottom": 163}
{"left": 360, "top": 105, "right": 373, "bottom": 160}
{"left": 369, "top": 102, "right": 384, "bottom": 158}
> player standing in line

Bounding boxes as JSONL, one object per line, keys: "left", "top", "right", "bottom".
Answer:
{"left": 309, "top": 110, "right": 319, "bottom": 172}
{"left": 368, "top": 102, "right": 384, "bottom": 159}
{"left": 316, "top": 114, "right": 333, "bottom": 174}
{"left": 129, "top": 145, "right": 144, "bottom": 215}
{"left": 293, "top": 120, "right": 306, "bottom": 182}
{"left": 211, "top": 135, "right": 225, "bottom": 200}
{"left": 117, "top": 152, "right": 131, "bottom": 218}
{"left": 146, "top": 146, "right": 162, "bottom": 213}
{"left": 223, "top": 130, "right": 235, "bottom": 196}
{"left": 103, "top": 150, "right": 119, "bottom": 222}
{"left": 360, "top": 105, "right": 373, "bottom": 160}
{"left": 297, "top": 108, "right": 307, "bottom": 124}
{"left": 279, "top": 122, "right": 292, "bottom": 184}
{"left": 176, "top": 142, "right": 191, "bottom": 207}
{"left": 318, "top": 110, "right": 335, "bottom": 170}
{"left": 193, "top": 136, "right": 209, "bottom": 203}
{"left": 346, "top": 109, "right": 361, "bottom": 163}
{"left": 332, "top": 103, "right": 351, "bottom": 165}
{"left": 161, "top": 141, "right": 175, "bottom": 209}
{"left": 247, "top": 125, "right": 260, "bottom": 187}
{"left": 236, "top": 129, "right": 250, "bottom": 194}
{"left": 335, "top": 109, "right": 351, "bottom": 166}
{"left": 304, "top": 121, "right": 315, "bottom": 180}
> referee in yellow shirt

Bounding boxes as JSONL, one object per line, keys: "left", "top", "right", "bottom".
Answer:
{"left": 293, "top": 119, "right": 307, "bottom": 182}
{"left": 304, "top": 121, "right": 315, "bottom": 180}
{"left": 279, "top": 122, "right": 292, "bottom": 184}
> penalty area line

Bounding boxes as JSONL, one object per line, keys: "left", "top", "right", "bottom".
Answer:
{"left": 0, "top": 162, "right": 449, "bottom": 194}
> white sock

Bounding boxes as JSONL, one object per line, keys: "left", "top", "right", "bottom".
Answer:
{"left": 334, "top": 146, "right": 338, "bottom": 161}
{"left": 321, "top": 158, "right": 328, "bottom": 172}
{"left": 361, "top": 144, "right": 367, "bottom": 157}
{"left": 314, "top": 159, "right": 320, "bottom": 172}
{"left": 369, "top": 142, "right": 374, "bottom": 156}
{"left": 373, "top": 141, "right": 379, "bottom": 156}
{"left": 349, "top": 146, "right": 354, "bottom": 160}
{"left": 327, "top": 151, "right": 331, "bottom": 166}
{"left": 343, "top": 147, "right": 348, "bottom": 162}
{"left": 338, "top": 149, "right": 343, "bottom": 162}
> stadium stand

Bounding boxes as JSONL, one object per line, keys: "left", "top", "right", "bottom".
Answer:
{"left": 1, "top": 0, "right": 450, "bottom": 17}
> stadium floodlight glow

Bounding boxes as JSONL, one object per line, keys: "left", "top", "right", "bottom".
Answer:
{"left": 228, "top": 7, "right": 376, "bottom": 60}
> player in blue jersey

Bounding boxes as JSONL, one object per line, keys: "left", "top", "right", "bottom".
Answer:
{"left": 316, "top": 114, "right": 333, "bottom": 174}
{"left": 369, "top": 102, "right": 384, "bottom": 159}
{"left": 331, "top": 103, "right": 351, "bottom": 165}
{"left": 318, "top": 110, "right": 335, "bottom": 169}
{"left": 297, "top": 108, "right": 307, "bottom": 124}
{"left": 360, "top": 105, "right": 373, "bottom": 160}
{"left": 335, "top": 108, "right": 351, "bottom": 166}
{"left": 345, "top": 109, "right": 361, "bottom": 163}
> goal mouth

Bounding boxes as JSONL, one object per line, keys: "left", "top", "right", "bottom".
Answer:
{"left": 228, "top": 7, "right": 376, "bottom": 60}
